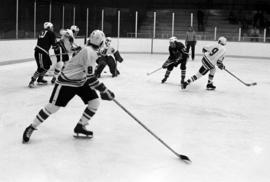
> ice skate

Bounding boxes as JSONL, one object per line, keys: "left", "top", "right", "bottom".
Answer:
{"left": 37, "top": 77, "right": 48, "bottom": 85}
{"left": 22, "top": 124, "right": 36, "bottom": 143}
{"left": 28, "top": 77, "right": 36, "bottom": 88}
{"left": 180, "top": 80, "right": 185, "bottom": 89}
{"left": 161, "top": 77, "right": 167, "bottom": 83}
{"left": 28, "top": 82, "right": 35, "bottom": 88}
{"left": 181, "top": 81, "right": 189, "bottom": 89}
{"left": 73, "top": 123, "right": 93, "bottom": 138}
{"left": 206, "top": 83, "right": 216, "bottom": 90}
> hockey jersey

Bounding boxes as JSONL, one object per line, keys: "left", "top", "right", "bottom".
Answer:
{"left": 35, "top": 29, "right": 57, "bottom": 54}
{"left": 169, "top": 41, "right": 188, "bottom": 60}
{"left": 203, "top": 43, "right": 226, "bottom": 68}
{"left": 99, "top": 44, "right": 116, "bottom": 56}
{"left": 54, "top": 40, "right": 70, "bottom": 63}
{"left": 56, "top": 46, "right": 98, "bottom": 87}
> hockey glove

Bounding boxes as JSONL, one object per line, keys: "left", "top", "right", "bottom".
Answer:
{"left": 162, "top": 59, "right": 173, "bottom": 69}
{"left": 95, "top": 83, "right": 115, "bottom": 101}
{"left": 217, "top": 62, "right": 225, "bottom": 70}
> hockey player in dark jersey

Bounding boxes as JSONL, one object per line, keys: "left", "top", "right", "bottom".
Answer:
{"left": 161, "top": 36, "right": 189, "bottom": 87}
{"left": 22, "top": 30, "right": 115, "bottom": 143}
{"left": 28, "top": 22, "right": 57, "bottom": 88}
{"left": 51, "top": 29, "right": 74, "bottom": 84}
{"left": 95, "top": 37, "right": 123, "bottom": 78}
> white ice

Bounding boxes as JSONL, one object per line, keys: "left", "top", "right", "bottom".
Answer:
{"left": 0, "top": 54, "right": 270, "bottom": 182}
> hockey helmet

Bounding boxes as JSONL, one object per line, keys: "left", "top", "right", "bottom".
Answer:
{"left": 60, "top": 29, "right": 74, "bottom": 43}
{"left": 89, "top": 30, "right": 105, "bottom": 47}
{"left": 70, "top": 25, "right": 80, "bottom": 35}
{"left": 218, "top": 36, "right": 227, "bottom": 46}
{"left": 44, "top": 22, "right": 53, "bottom": 30}
{"left": 169, "top": 36, "right": 177, "bottom": 43}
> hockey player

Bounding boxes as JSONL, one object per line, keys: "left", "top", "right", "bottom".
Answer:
{"left": 70, "top": 25, "right": 80, "bottom": 37}
{"left": 182, "top": 36, "right": 227, "bottom": 90}
{"left": 22, "top": 30, "right": 115, "bottom": 143}
{"left": 95, "top": 37, "right": 123, "bottom": 78}
{"left": 70, "top": 25, "right": 82, "bottom": 56}
{"left": 161, "top": 36, "right": 189, "bottom": 86}
{"left": 51, "top": 29, "right": 74, "bottom": 84}
{"left": 28, "top": 22, "right": 57, "bottom": 88}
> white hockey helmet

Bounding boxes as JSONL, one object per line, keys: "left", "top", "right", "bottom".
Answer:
{"left": 89, "top": 30, "right": 105, "bottom": 47}
{"left": 70, "top": 25, "right": 80, "bottom": 33}
{"left": 60, "top": 29, "right": 74, "bottom": 43}
{"left": 169, "top": 36, "right": 177, "bottom": 43}
{"left": 44, "top": 22, "right": 53, "bottom": 30}
{"left": 218, "top": 36, "right": 227, "bottom": 46}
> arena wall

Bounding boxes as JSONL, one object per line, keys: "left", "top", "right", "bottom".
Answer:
{"left": 0, "top": 38, "right": 269, "bottom": 65}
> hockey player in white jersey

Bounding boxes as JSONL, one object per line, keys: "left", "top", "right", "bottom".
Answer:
{"left": 95, "top": 37, "right": 123, "bottom": 78}
{"left": 182, "top": 36, "right": 227, "bottom": 90}
{"left": 70, "top": 25, "right": 82, "bottom": 56}
{"left": 22, "top": 30, "right": 115, "bottom": 143}
{"left": 51, "top": 29, "right": 74, "bottom": 84}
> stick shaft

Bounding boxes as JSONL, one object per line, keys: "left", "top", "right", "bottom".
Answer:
{"left": 224, "top": 68, "right": 248, "bottom": 86}
{"left": 113, "top": 99, "right": 180, "bottom": 157}
{"left": 147, "top": 67, "right": 163, "bottom": 75}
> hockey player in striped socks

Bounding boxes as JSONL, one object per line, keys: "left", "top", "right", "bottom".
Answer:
{"left": 161, "top": 36, "right": 189, "bottom": 86}
{"left": 23, "top": 30, "right": 115, "bottom": 143}
{"left": 182, "top": 36, "right": 227, "bottom": 90}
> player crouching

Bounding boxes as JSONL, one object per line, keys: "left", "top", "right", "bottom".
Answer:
{"left": 22, "top": 30, "right": 115, "bottom": 143}
{"left": 95, "top": 37, "right": 123, "bottom": 78}
{"left": 182, "top": 36, "right": 227, "bottom": 90}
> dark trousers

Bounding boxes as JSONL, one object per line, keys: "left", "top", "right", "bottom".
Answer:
{"left": 95, "top": 56, "right": 119, "bottom": 77}
{"left": 186, "top": 41, "right": 196, "bottom": 60}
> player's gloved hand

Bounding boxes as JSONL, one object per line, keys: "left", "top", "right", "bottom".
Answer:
{"left": 162, "top": 59, "right": 172, "bottom": 69}
{"left": 100, "top": 89, "right": 115, "bottom": 101}
{"left": 95, "top": 82, "right": 115, "bottom": 101}
{"left": 217, "top": 62, "right": 225, "bottom": 70}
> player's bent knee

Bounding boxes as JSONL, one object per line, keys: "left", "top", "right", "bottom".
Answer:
{"left": 55, "top": 61, "right": 64, "bottom": 70}
{"left": 87, "top": 98, "right": 100, "bottom": 112}
{"left": 45, "top": 103, "right": 60, "bottom": 114}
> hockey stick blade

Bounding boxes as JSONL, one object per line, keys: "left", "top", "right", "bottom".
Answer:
{"left": 178, "top": 154, "right": 192, "bottom": 164}
{"left": 246, "top": 82, "right": 257, "bottom": 86}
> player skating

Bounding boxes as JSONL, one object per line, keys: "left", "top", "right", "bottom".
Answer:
{"left": 70, "top": 25, "right": 82, "bottom": 56}
{"left": 28, "top": 22, "right": 57, "bottom": 88}
{"left": 182, "top": 36, "right": 227, "bottom": 90}
{"left": 22, "top": 30, "right": 115, "bottom": 143}
{"left": 95, "top": 37, "right": 123, "bottom": 78}
{"left": 161, "top": 36, "right": 189, "bottom": 87}
{"left": 51, "top": 29, "right": 74, "bottom": 84}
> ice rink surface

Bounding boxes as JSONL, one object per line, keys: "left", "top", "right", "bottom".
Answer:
{"left": 0, "top": 54, "right": 270, "bottom": 182}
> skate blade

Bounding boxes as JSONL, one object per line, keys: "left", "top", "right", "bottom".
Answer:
{"left": 206, "top": 88, "right": 215, "bottom": 91}
{"left": 37, "top": 83, "right": 48, "bottom": 85}
{"left": 73, "top": 134, "right": 93, "bottom": 139}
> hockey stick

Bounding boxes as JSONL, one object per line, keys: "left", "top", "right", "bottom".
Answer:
{"left": 113, "top": 99, "right": 191, "bottom": 163}
{"left": 146, "top": 67, "right": 163, "bottom": 76}
{"left": 147, "top": 60, "right": 180, "bottom": 76}
{"left": 224, "top": 68, "right": 257, "bottom": 86}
